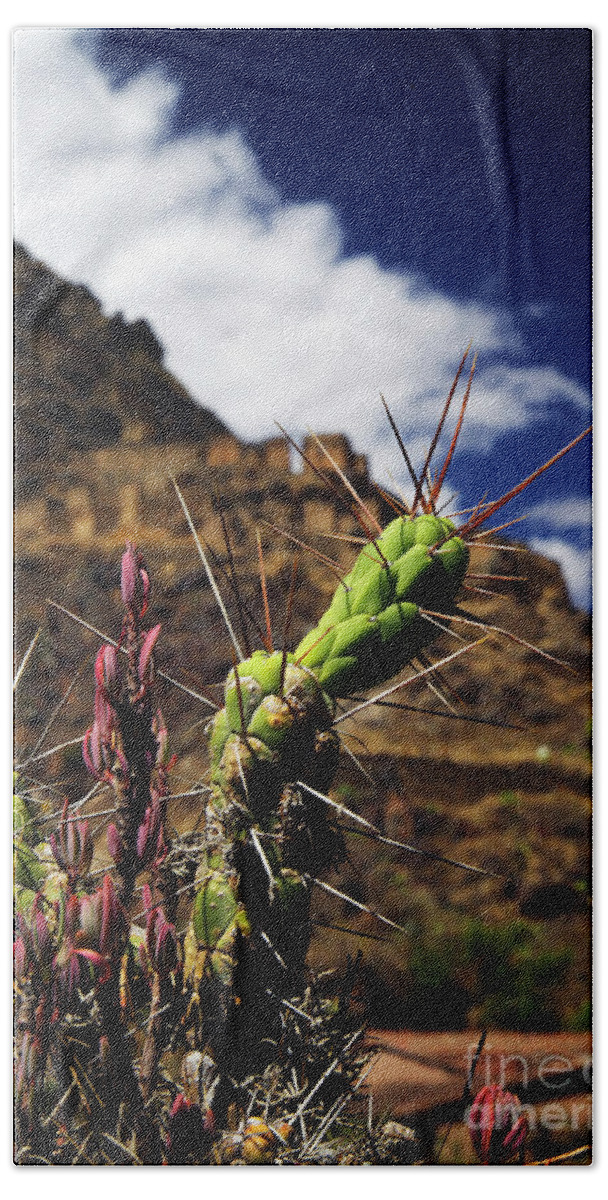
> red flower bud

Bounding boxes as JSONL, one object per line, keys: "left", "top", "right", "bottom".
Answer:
{"left": 55, "top": 878, "right": 128, "bottom": 1001}
{"left": 142, "top": 884, "right": 153, "bottom": 915}
{"left": 146, "top": 905, "right": 179, "bottom": 977}
{"left": 136, "top": 797, "right": 163, "bottom": 864}
{"left": 468, "top": 1084, "right": 529, "bottom": 1164}
{"left": 95, "top": 644, "right": 119, "bottom": 699}
{"left": 83, "top": 725, "right": 103, "bottom": 778}
{"left": 121, "top": 543, "right": 150, "bottom": 616}
{"left": 94, "top": 690, "right": 115, "bottom": 743}
{"left": 136, "top": 813, "right": 150, "bottom": 861}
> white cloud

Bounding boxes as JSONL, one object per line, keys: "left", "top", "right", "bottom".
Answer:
{"left": 530, "top": 537, "right": 592, "bottom": 610}
{"left": 13, "top": 28, "right": 589, "bottom": 493}
{"left": 527, "top": 497, "right": 592, "bottom": 529}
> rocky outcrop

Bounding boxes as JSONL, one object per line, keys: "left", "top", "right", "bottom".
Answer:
{"left": 14, "top": 243, "right": 228, "bottom": 503}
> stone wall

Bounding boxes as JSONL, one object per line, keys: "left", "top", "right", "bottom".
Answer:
{"left": 15, "top": 422, "right": 375, "bottom": 556}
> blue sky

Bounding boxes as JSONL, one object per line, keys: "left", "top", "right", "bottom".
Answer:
{"left": 13, "top": 27, "right": 591, "bottom": 605}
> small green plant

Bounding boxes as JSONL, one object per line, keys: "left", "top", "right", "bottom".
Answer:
{"left": 462, "top": 918, "right": 572, "bottom": 1031}
{"left": 499, "top": 790, "right": 520, "bottom": 811}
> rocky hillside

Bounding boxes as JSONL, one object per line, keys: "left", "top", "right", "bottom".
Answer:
{"left": 13, "top": 245, "right": 591, "bottom": 1029}
{"left": 14, "top": 242, "right": 228, "bottom": 503}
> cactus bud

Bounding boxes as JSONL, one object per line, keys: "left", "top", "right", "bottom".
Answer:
{"left": 99, "top": 873, "right": 125, "bottom": 956}
{"left": 294, "top": 512, "right": 468, "bottom": 696}
{"left": 94, "top": 644, "right": 119, "bottom": 699}
{"left": 138, "top": 624, "right": 161, "bottom": 683}
{"left": 146, "top": 904, "right": 179, "bottom": 977}
{"left": 121, "top": 542, "right": 149, "bottom": 616}
{"left": 50, "top": 799, "right": 93, "bottom": 881}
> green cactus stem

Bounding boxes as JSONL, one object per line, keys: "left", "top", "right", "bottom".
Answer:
{"left": 186, "top": 514, "right": 468, "bottom": 1076}
{"left": 294, "top": 513, "right": 469, "bottom": 696}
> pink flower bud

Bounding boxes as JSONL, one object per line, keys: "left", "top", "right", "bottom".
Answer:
{"left": 136, "top": 797, "right": 162, "bottom": 864}
{"left": 139, "top": 568, "right": 150, "bottom": 616}
{"left": 136, "top": 813, "right": 150, "bottom": 861}
{"left": 83, "top": 725, "right": 102, "bottom": 778}
{"left": 138, "top": 624, "right": 161, "bottom": 682}
{"left": 33, "top": 906, "right": 53, "bottom": 965}
{"left": 67, "top": 952, "right": 83, "bottom": 1000}
{"left": 66, "top": 813, "right": 76, "bottom": 864}
{"left": 94, "top": 690, "right": 115, "bottom": 742}
{"left": 158, "top": 925, "right": 179, "bottom": 976}
{"left": 14, "top": 936, "right": 27, "bottom": 982}
{"left": 95, "top": 644, "right": 119, "bottom": 699}
{"left": 100, "top": 873, "right": 125, "bottom": 956}
{"left": 121, "top": 543, "right": 139, "bottom": 608}
{"left": 170, "top": 1093, "right": 191, "bottom": 1120}
{"left": 468, "top": 1084, "right": 529, "bottom": 1164}
{"left": 50, "top": 799, "right": 93, "bottom": 882}
{"left": 146, "top": 905, "right": 178, "bottom": 977}
{"left": 107, "top": 822, "right": 122, "bottom": 863}
{"left": 142, "top": 883, "right": 153, "bottom": 916}
{"left": 78, "top": 891, "right": 101, "bottom": 944}
{"left": 121, "top": 543, "right": 150, "bottom": 616}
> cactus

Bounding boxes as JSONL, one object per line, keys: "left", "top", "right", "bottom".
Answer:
{"left": 180, "top": 370, "right": 589, "bottom": 1082}
{"left": 183, "top": 515, "right": 468, "bottom": 1074}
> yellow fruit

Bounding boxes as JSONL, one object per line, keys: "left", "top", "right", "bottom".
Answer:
{"left": 242, "top": 1118, "right": 277, "bottom": 1164}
